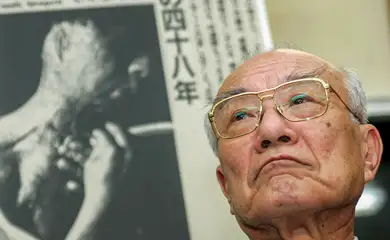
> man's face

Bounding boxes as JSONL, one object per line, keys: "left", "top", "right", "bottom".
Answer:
{"left": 214, "top": 50, "right": 383, "bottom": 226}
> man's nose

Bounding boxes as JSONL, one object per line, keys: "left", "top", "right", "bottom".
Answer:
{"left": 253, "top": 100, "right": 298, "bottom": 152}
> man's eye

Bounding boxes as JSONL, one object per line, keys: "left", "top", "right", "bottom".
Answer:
{"left": 231, "top": 109, "right": 253, "bottom": 122}
{"left": 289, "top": 93, "right": 313, "bottom": 105}
{"left": 228, "top": 107, "right": 259, "bottom": 124}
{"left": 233, "top": 111, "right": 248, "bottom": 121}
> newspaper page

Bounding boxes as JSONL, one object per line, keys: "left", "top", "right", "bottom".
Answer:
{"left": 0, "top": 1, "right": 263, "bottom": 240}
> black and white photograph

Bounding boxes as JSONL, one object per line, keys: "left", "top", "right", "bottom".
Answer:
{"left": 0, "top": 4, "right": 190, "bottom": 240}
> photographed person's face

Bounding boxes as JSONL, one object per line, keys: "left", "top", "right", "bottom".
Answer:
{"left": 214, "top": 50, "right": 383, "bottom": 227}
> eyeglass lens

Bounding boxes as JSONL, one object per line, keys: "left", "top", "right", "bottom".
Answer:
{"left": 213, "top": 80, "right": 328, "bottom": 138}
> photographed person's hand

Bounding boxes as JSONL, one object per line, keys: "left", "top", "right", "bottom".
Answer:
{"left": 65, "top": 122, "right": 132, "bottom": 240}
{"left": 83, "top": 122, "right": 132, "bottom": 201}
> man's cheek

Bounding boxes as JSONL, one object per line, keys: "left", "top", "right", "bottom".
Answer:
{"left": 226, "top": 176, "right": 251, "bottom": 204}
{"left": 306, "top": 124, "right": 339, "bottom": 154}
{"left": 220, "top": 145, "right": 251, "bottom": 175}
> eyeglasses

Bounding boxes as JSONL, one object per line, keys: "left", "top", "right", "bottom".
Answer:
{"left": 208, "top": 78, "right": 356, "bottom": 139}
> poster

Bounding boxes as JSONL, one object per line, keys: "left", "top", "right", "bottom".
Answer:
{"left": 0, "top": 1, "right": 263, "bottom": 239}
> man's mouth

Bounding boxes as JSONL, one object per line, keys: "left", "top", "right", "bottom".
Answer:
{"left": 253, "top": 154, "right": 311, "bottom": 182}
{"left": 261, "top": 159, "right": 302, "bottom": 175}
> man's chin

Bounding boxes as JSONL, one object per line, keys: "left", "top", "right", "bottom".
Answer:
{"left": 234, "top": 183, "right": 335, "bottom": 224}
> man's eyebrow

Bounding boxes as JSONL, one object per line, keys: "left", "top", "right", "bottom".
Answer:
{"left": 211, "top": 65, "right": 329, "bottom": 106}
{"left": 284, "top": 65, "right": 328, "bottom": 82}
{"left": 213, "top": 88, "right": 247, "bottom": 105}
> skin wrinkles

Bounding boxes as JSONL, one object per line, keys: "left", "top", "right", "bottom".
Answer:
{"left": 219, "top": 50, "right": 347, "bottom": 99}
{"left": 213, "top": 49, "right": 383, "bottom": 240}
{"left": 215, "top": 65, "right": 328, "bottom": 104}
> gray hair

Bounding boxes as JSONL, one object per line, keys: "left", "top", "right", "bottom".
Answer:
{"left": 340, "top": 67, "right": 368, "bottom": 124}
{"left": 203, "top": 65, "right": 368, "bottom": 156}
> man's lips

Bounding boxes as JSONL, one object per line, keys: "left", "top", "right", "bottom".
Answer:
{"left": 254, "top": 154, "right": 309, "bottom": 180}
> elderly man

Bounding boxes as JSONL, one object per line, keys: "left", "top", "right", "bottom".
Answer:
{"left": 205, "top": 49, "right": 383, "bottom": 240}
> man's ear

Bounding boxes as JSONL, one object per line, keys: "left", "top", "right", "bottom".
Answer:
{"left": 362, "top": 124, "right": 383, "bottom": 183}
{"left": 216, "top": 165, "right": 229, "bottom": 199}
{"left": 216, "top": 165, "right": 235, "bottom": 215}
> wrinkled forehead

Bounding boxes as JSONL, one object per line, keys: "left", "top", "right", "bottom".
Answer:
{"left": 217, "top": 49, "right": 344, "bottom": 98}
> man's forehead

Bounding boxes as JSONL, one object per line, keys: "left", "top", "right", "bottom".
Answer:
{"left": 217, "top": 50, "right": 339, "bottom": 96}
